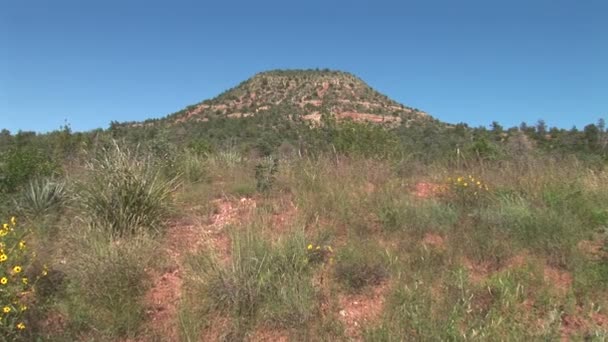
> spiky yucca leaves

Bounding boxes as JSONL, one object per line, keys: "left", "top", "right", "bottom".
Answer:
{"left": 75, "top": 142, "right": 179, "bottom": 236}
{"left": 19, "top": 178, "right": 66, "bottom": 218}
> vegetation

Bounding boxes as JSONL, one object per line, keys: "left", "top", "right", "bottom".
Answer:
{"left": 0, "top": 70, "right": 607, "bottom": 340}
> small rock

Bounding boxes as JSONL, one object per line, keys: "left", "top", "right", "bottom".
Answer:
{"left": 339, "top": 310, "right": 347, "bottom": 317}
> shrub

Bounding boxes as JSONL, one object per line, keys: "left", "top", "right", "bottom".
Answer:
{"left": 254, "top": 156, "right": 279, "bottom": 193}
{"left": 0, "top": 147, "right": 56, "bottom": 194}
{"left": 75, "top": 143, "right": 178, "bottom": 236}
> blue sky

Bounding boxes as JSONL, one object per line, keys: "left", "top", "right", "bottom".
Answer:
{"left": 1, "top": 0, "right": 607, "bottom": 133}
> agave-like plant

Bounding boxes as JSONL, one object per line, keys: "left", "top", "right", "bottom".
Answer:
{"left": 20, "top": 178, "right": 66, "bottom": 218}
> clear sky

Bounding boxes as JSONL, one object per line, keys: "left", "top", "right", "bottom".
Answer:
{"left": 1, "top": 0, "right": 607, "bottom": 133}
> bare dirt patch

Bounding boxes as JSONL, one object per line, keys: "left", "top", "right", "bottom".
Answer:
{"left": 336, "top": 112, "right": 401, "bottom": 124}
{"left": 462, "top": 257, "right": 494, "bottom": 284}
{"left": 462, "top": 252, "right": 529, "bottom": 284}
{"left": 142, "top": 218, "right": 204, "bottom": 340}
{"left": 338, "top": 282, "right": 390, "bottom": 339}
{"left": 248, "top": 327, "right": 290, "bottom": 342}
{"left": 559, "top": 306, "right": 608, "bottom": 340}
{"left": 413, "top": 182, "right": 446, "bottom": 199}
{"left": 543, "top": 266, "right": 573, "bottom": 296}
{"left": 141, "top": 198, "right": 256, "bottom": 340}
{"left": 422, "top": 233, "right": 446, "bottom": 251}
{"left": 578, "top": 234, "right": 607, "bottom": 260}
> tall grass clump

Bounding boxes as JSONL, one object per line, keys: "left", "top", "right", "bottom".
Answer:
{"left": 376, "top": 195, "right": 458, "bottom": 235}
{"left": 18, "top": 178, "right": 66, "bottom": 218}
{"left": 182, "top": 227, "right": 316, "bottom": 338}
{"left": 177, "top": 150, "right": 209, "bottom": 184}
{"left": 334, "top": 239, "right": 389, "bottom": 291}
{"left": 75, "top": 142, "right": 178, "bottom": 236}
{"left": 209, "top": 149, "right": 243, "bottom": 168}
{"left": 62, "top": 227, "right": 156, "bottom": 338}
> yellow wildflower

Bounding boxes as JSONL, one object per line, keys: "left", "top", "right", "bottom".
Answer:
{"left": 307, "top": 244, "right": 313, "bottom": 250}
{"left": 0, "top": 277, "right": 7, "bottom": 285}
{"left": 16, "top": 322, "right": 25, "bottom": 330}
{"left": 22, "top": 277, "right": 28, "bottom": 285}
{"left": 18, "top": 241, "right": 26, "bottom": 250}
{"left": 20, "top": 305, "right": 27, "bottom": 312}
{"left": 0, "top": 230, "right": 6, "bottom": 237}
{"left": 0, "top": 254, "right": 7, "bottom": 262}
{"left": 3, "top": 306, "right": 10, "bottom": 313}
{"left": 13, "top": 265, "right": 22, "bottom": 274}
{"left": 2, "top": 223, "right": 8, "bottom": 230}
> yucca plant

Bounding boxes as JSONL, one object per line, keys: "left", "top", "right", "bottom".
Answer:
{"left": 178, "top": 150, "right": 208, "bottom": 184}
{"left": 210, "top": 149, "right": 243, "bottom": 167}
{"left": 19, "top": 178, "right": 66, "bottom": 218}
{"left": 75, "top": 142, "right": 179, "bottom": 236}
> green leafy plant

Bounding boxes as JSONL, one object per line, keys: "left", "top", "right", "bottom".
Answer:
{"left": 254, "top": 156, "right": 279, "bottom": 193}
{"left": 0, "top": 147, "right": 56, "bottom": 194}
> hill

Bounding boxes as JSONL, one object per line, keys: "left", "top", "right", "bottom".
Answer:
{"left": 164, "top": 69, "right": 431, "bottom": 126}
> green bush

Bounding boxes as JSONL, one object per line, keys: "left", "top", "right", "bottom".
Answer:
{"left": 254, "top": 156, "right": 279, "bottom": 193}
{"left": 0, "top": 147, "right": 57, "bottom": 194}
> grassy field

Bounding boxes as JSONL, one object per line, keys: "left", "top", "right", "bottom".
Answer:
{"left": 2, "top": 143, "right": 608, "bottom": 341}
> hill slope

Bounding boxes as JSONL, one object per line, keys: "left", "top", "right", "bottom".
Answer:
{"left": 165, "top": 69, "right": 431, "bottom": 126}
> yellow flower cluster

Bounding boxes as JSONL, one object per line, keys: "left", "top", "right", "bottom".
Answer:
{"left": 0, "top": 216, "right": 45, "bottom": 337}
{"left": 447, "top": 175, "right": 490, "bottom": 203}
{"left": 306, "top": 243, "right": 334, "bottom": 264}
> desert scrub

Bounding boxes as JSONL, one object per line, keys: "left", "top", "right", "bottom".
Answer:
{"left": 375, "top": 194, "right": 458, "bottom": 234}
{"left": 334, "top": 239, "right": 388, "bottom": 291}
{"left": 0, "top": 217, "right": 47, "bottom": 340}
{"left": 75, "top": 142, "right": 179, "bottom": 236}
{"left": 182, "top": 227, "right": 316, "bottom": 338}
{"left": 177, "top": 150, "right": 209, "bottom": 184}
{"left": 62, "top": 227, "right": 156, "bottom": 338}
{"left": 0, "top": 147, "right": 57, "bottom": 194}
{"left": 255, "top": 156, "right": 279, "bottom": 193}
